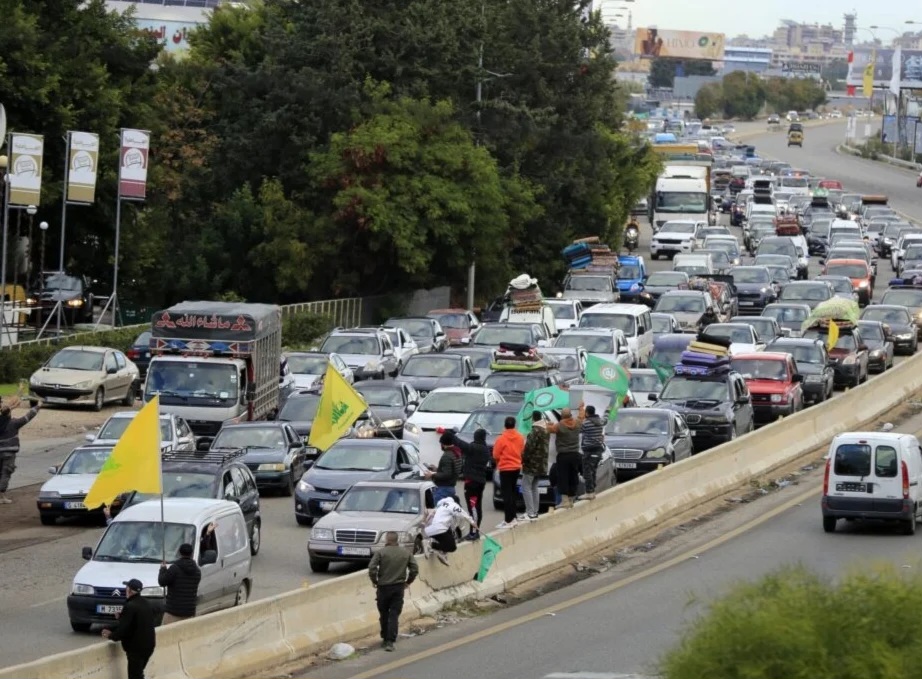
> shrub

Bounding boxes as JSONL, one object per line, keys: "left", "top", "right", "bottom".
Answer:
{"left": 282, "top": 312, "right": 334, "bottom": 349}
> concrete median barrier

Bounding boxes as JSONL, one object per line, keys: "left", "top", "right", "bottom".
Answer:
{"left": 4, "top": 350, "right": 922, "bottom": 679}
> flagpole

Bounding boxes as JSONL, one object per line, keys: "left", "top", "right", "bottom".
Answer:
{"left": 363, "top": 404, "right": 403, "bottom": 443}
{"left": 156, "top": 397, "right": 165, "bottom": 564}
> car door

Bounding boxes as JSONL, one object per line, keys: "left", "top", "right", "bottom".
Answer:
{"left": 284, "top": 424, "right": 305, "bottom": 477}
{"left": 196, "top": 519, "right": 225, "bottom": 613}
{"left": 733, "top": 376, "right": 753, "bottom": 434}
{"left": 854, "top": 329, "right": 870, "bottom": 377}
{"left": 175, "top": 418, "right": 196, "bottom": 451}
{"left": 103, "top": 351, "right": 123, "bottom": 399}
{"left": 397, "top": 444, "right": 423, "bottom": 478}
{"left": 331, "top": 354, "right": 354, "bottom": 384}
{"left": 113, "top": 351, "right": 135, "bottom": 397}
{"left": 230, "top": 466, "right": 258, "bottom": 531}
{"left": 672, "top": 415, "right": 694, "bottom": 460}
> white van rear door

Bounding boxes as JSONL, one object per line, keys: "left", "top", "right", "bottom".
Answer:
{"left": 870, "top": 443, "right": 903, "bottom": 500}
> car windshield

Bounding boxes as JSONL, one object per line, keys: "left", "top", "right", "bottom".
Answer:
{"left": 580, "top": 314, "right": 635, "bottom": 334}
{"left": 771, "top": 343, "right": 823, "bottom": 365}
{"left": 97, "top": 418, "right": 172, "bottom": 442}
{"left": 810, "top": 222, "right": 831, "bottom": 236}
{"left": 709, "top": 241, "right": 739, "bottom": 257}
{"left": 94, "top": 521, "right": 196, "bottom": 563}
{"left": 759, "top": 241, "right": 795, "bottom": 257}
{"left": 59, "top": 447, "right": 113, "bottom": 474}
{"left": 566, "top": 276, "right": 611, "bottom": 292}
{"left": 655, "top": 296, "right": 705, "bottom": 313}
{"left": 781, "top": 177, "right": 809, "bottom": 188}
{"left": 401, "top": 357, "right": 462, "bottom": 378}
{"left": 646, "top": 272, "right": 687, "bottom": 286}
{"left": 804, "top": 331, "right": 857, "bottom": 351}
{"left": 904, "top": 246, "right": 922, "bottom": 259}
{"left": 315, "top": 445, "right": 393, "bottom": 472}
{"left": 286, "top": 355, "right": 329, "bottom": 375}
{"left": 418, "top": 392, "right": 485, "bottom": 414}
{"left": 818, "top": 278, "right": 854, "bottom": 294}
{"left": 132, "top": 472, "right": 216, "bottom": 502}
{"left": 460, "top": 410, "right": 514, "bottom": 434}
{"left": 44, "top": 274, "right": 81, "bottom": 291}
{"left": 548, "top": 304, "right": 576, "bottom": 320}
{"left": 706, "top": 326, "right": 753, "bottom": 344}
{"left": 450, "top": 350, "right": 492, "bottom": 370}
{"left": 483, "top": 374, "right": 548, "bottom": 395}
{"left": 279, "top": 396, "right": 321, "bottom": 421}
{"left": 731, "top": 269, "right": 770, "bottom": 285}
{"left": 212, "top": 426, "right": 287, "bottom": 449}
{"left": 731, "top": 358, "right": 787, "bottom": 380}
{"left": 555, "top": 334, "right": 614, "bottom": 353}
{"left": 617, "top": 266, "right": 642, "bottom": 280}
{"left": 473, "top": 327, "right": 534, "bottom": 346}
{"left": 767, "top": 266, "right": 790, "bottom": 282}
{"left": 353, "top": 384, "right": 404, "bottom": 407}
{"left": 651, "top": 316, "right": 674, "bottom": 333}
{"left": 859, "top": 324, "right": 885, "bottom": 340}
{"left": 541, "top": 352, "right": 580, "bottom": 371}
{"left": 862, "top": 308, "right": 910, "bottom": 325}
{"left": 429, "top": 313, "right": 469, "bottom": 330}
{"left": 763, "top": 306, "right": 809, "bottom": 323}
{"left": 145, "top": 362, "right": 238, "bottom": 401}
{"left": 388, "top": 319, "right": 434, "bottom": 338}
{"left": 629, "top": 372, "right": 663, "bottom": 392}
{"left": 702, "top": 251, "right": 729, "bottom": 265}
{"left": 755, "top": 255, "right": 792, "bottom": 267}
{"left": 659, "top": 377, "right": 729, "bottom": 401}
{"left": 606, "top": 411, "right": 669, "bottom": 435}
{"left": 661, "top": 222, "right": 698, "bottom": 233}
{"left": 320, "top": 335, "right": 380, "bottom": 355}
{"left": 781, "top": 285, "right": 830, "bottom": 301}
{"left": 882, "top": 290, "right": 922, "bottom": 308}
{"left": 48, "top": 349, "right": 103, "bottom": 371}
{"left": 336, "top": 487, "right": 421, "bottom": 514}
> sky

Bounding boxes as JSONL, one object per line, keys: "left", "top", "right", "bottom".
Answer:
{"left": 597, "top": 0, "right": 917, "bottom": 39}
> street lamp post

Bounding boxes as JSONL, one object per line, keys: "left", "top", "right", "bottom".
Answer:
{"left": 38, "top": 221, "right": 47, "bottom": 291}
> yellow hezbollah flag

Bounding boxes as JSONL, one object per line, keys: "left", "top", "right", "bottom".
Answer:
{"left": 863, "top": 51, "right": 876, "bottom": 98}
{"left": 84, "top": 396, "right": 162, "bottom": 510}
{"left": 309, "top": 363, "right": 367, "bottom": 451}
{"left": 826, "top": 321, "right": 840, "bottom": 352}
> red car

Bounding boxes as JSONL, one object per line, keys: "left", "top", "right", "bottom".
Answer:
{"left": 818, "top": 179, "right": 843, "bottom": 190}
{"left": 730, "top": 352, "right": 805, "bottom": 426}
{"left": 425, "top": 308, "right": 481, "bottom": 346}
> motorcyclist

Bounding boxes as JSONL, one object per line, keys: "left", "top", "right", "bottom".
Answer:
{"left": 625, "top": 218, "right": 640, "bottom": 251}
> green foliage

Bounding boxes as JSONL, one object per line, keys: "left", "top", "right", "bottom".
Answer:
{"left": 282, "top": 312, "right": 334, "bottom": 349}
{"left": 649, "top": 58, "right": 717, "bottom": 89}
{"left": 764, "top": 77, "right": 827, "bottom": 114}
{"left": 720, "top": 71, "right": 765, "bottom": 120}
{"left": 694, "top": 82, "right": 724, "bottom": 120}
{"left": 660, "top": 565, "right": 922, "bottom": 679}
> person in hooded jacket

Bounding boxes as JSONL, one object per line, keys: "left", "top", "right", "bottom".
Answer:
{"left": 423, "top": 496, "right": 475, "bottom": 565}
{"left": 424, "top": 431, "right": 463, "bottom": 503}
{"left": 158, "top": 543, "right": 202, "bottom": 624}
{"left": 447, "top": 428, "right": 490, "bottom": 540}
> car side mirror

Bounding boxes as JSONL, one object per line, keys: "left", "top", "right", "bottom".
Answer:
{"left": 736, "top": 396, "right": 750, "bottom": 405}
{"left": 792, "top": 373, "right": 803, "bottom": 383}
{"left": 48, "top": 465, "right": 58, "bottom": 474}
{"left": 406, "top": 403, "right": 417, "bottom": 414}
{"left": 858, "top": 344, "right": 869, "bottom": 352}
{"left": 460, "top": 337, "right": 471, "bottom": 345}
{"left": 398, "top": 463, "right": 414, "bottom": 472}
{"left": 84, "top": 433, "right": 95, "bottom": 442}
{"left": 196, "top": 439, "right": 212, "bottom": 452}
{"left": 537, "top": 339, "right": 549, "bottom": 348}
{"left": 781, "top": 328, "right": 791, "bottom": 337}
{"left": 106, "top": 366, "right": 117, "bottom": 375}
{"left": 289, "top": 440, "right": 303, "bottom": 449}
{"left": 200, "top": 549, "right": 218, "bottom": 566}
{"left": 303, "top": 460, "right": 314, "bottom": 470}
{"left": 618, "top": 345, "right": 629, "bottom": 355}
{"left": 82, "top": 546, "right": 93, "bottom": 560}
{"left": 826, "top": 359, "right": 837, "bottom": 367}
{"left": 647, "top": 393, "right": 658, "bottom": 401}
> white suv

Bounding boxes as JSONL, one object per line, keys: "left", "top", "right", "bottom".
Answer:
{"left": 650, "top": 220, "right": 703, "bottom": 260}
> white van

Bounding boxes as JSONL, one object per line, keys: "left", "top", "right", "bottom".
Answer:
{"left": 672, "top": 253, "right": 714, "bottom": 277}
{"left": 498, "top": 304, "right": 557, "bottom": 338}
{"left": 67, "top": 498, "right": 253, "bottom": 631}
{"left": 577, "top": 303, "right": 653, "bottom": 367}
{"left": 822, "top": 432, "right": 922, "bottom": 535}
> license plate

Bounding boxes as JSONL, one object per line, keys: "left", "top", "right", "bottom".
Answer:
{"left": 45, "top": 396, "right": 67, "bottom": 404}
{"left": 836, "top": 482, "right": 867, "bottom": 493}
{"left": 690, "top": 430, "right": 698, "bottom": 436}
{"left": 64, "top": 501, "right": 85, "bottom": 510}
{"left": 143, "top": 352, "right": 150, "bottom": 358}
{"left": 337, "top": 546, "right": 371, "bottom": 557}
{"left": 539, "top": 487, "right": 548, "bottom": 495}
{"left": 739, "top": 301, "right": 754, "bottom": 306}
{"left": 96, "top": 604, "right": 122, "bottom": 615}
{"left": 319, "top": 501, "right": 336, "bottom": 511}
{"left": 615, "top": 462, "right": 638, "bottom": 469}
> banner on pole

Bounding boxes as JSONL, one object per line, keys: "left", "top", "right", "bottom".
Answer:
{"left": 66, "top": 131, "right": 100, "bottom": 204}
{"left": 8, "top": 133, "right": 44, "bottom": 206}
{"left": 118, "top": 129, "right": 150, "bottom": 200}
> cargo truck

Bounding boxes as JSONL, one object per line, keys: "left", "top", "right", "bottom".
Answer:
{"left": 143, "top": 301, "right": 283, "bottom": 442}
{"left": 649, "top": 146, "right": 715, "bottom": 228}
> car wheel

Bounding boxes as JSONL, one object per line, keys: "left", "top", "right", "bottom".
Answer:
{"left": 823, "top": 517, "right": 837, "bottom": 533}
{"left": 40, "top": 513, "right": 57, "bottom": 526}
{"left": 92, "top": 387, "right": 104, "bottom": 412}
{"left": 295, "top": 515, "right": 314, "bottom": 527}
{"left": 234, "top": 582, "right": 249, "bottom": 606}
{"left": 281, "top": 471, "right": 294, "bottom": 497}
{"left": 70, "top": 621, "right": 92, "bottom": 633}
{"left": 309, "top": 558, "right": 330, "bottom": 573}
{"left": 249, "top": 520, "right": 261, "bottom": 555}
{"left": 904, "top": 513, "right": 917, "bottom": 536}
{"left": 121, "top": 382, "right": 137, "bottom": 407}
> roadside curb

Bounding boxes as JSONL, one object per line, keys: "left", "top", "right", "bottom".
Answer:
{"left": 838, "top": 143, "right": 922, "bottom": 172}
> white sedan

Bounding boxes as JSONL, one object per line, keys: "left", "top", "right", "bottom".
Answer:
{"left": 703, "top": 323, "right": 766, "bottom": 356}
{"left": 85, "top": 411, "right": 196, "bottom": 452}
{"left": 285, "top": 351, "right": 354, "bottom": 389}
{"left": 403, "top": 387, "right": 505, "bottom": 446}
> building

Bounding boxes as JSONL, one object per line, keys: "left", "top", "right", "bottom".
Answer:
{"left": 106, "top": 0, "right": 238, "bottom": 54}
{"left": 773, "top": 20, "right": 843, "bottom": 49}
{"left": 720, "top": 46, "right": 773, "bottom": 75}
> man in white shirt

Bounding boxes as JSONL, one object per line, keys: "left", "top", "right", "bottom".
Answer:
{"left": 423, "top": 497, "right": 474, "bottom": 565}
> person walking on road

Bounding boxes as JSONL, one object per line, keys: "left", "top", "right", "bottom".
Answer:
{"left": 548, "top": 404, "right": 585, "bottom": 508}
{"left": 580, "top": 405, "right": 608, "bottom": 500}
{"left": 493, "top": 416, "right": 525, "bottom": 528}
{"left": 101, "top": 578, "right": 156, "bottom": 679}
{"left": 423, "top": 496, "right": 475, "bottom": 564}
{"left": 0, "top": 397, "right": 41, "bottom": 504}
{"left": 368, "top": 531, "right": 419, "bottom": 652}
{"left": 521, "top": 412, "right": 549, "bottom": 520}
{"left": 158, "top": 542, "right": 202, "bottom": 624}
{"left": 446, "top": 428, "right": 490, "bottom": 540}
{"left": 424, "top": 431, "right": 463, "bottom": 504}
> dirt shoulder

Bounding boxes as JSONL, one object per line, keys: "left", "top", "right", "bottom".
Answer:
{"left": 16, "top": 402, "right": 139, "bottom": 442}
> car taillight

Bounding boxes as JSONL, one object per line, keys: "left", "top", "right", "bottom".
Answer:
{"left": 126, "top": 349, "right": 139, "bottom": 360}
{"left": 902, "top": 461, "right": 910, "bottom": 499}
{"left": 823, "top": 458, "right": 831, "bottom": 496}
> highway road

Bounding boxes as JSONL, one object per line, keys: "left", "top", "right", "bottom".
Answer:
{"left": 0, "top": 118, "right": 917, "bottom": 669}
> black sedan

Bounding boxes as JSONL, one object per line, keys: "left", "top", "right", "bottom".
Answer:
{"left": 210, "top": 421, "right": 308, "bottom": 496}
{"left": 125, "top": 331, "right": 152, "bottom": 378}
{"left": 857, "top": 320, "right": 895, "bottom": 373}
{"left": 859, "top": 305, "right": 918, "bottom": 354}
{"left": 352, "top": 379, "right": 421, "bottom": 438}
{"left": 604, "top": 408, "right": 693, "bottom": 480}
{"left": 276, "top": 390, "right": 322, "bottom": 447}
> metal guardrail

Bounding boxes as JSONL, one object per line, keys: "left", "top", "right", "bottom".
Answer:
{"left": 3, "top": 297, "right": 365, "bottom": 351}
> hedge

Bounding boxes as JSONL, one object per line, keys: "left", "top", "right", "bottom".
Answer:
{"left": 0, "top": 310, "right": 333, "bottom": 384}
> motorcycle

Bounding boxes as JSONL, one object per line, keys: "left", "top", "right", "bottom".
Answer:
{"left": 624, "top": 223, "right": 639, "bottom": 253}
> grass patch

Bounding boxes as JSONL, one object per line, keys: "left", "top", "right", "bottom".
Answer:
{"left": 0, "top": 383, "right": 21, "bottom": 397}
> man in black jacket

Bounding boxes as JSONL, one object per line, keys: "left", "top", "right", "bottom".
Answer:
{"left": 158, "top": 543, "right": 202, "bottom": 624}
{"left": 448, "top": 428, "right": 490, "bottom": 540}
{"left": 102, "top": 578, "right": 156, "bottom": 679}
{"left": 424, "top": 431, "right": 463, "bottom": 504}
{"left": 0, "top": 397, "right": 41, "bottom": 504}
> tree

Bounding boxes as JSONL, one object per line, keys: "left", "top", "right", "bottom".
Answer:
{"left": 763, "top": 77, "right": 827, "bottom": 113}
{"left": 720, "top": 71, "right": 765, "bottom": 119}
{"left": 694, "top": 82, "right": 723, "bottom": 120}
{"left": 660, "top": 565, "right": 922, "bottom": 679}
{"left": 649, "top": 57, "right": 717, "bottom": 89}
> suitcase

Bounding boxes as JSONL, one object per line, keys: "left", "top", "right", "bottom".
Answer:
{"left": 681, "top": 350, "right": 731, "bottom": 367}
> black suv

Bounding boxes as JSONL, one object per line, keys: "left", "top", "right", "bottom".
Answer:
{"left": 26, "top": 271, "right": 94, "bottom": 325}
{"left": 119, "top": 449, "right": 263, "bottom": 555}
{"left": 652, "top": 369, "right": 754, "bottom": 452}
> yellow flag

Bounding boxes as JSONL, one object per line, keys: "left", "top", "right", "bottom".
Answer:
{"left": 826, "top": 321, "right": 840, "bottom": 352}
{"left": 84, "top": 396, "right": 162, "bottom": 510}
{"left": 863, "top": 51, "right": 876, "bottom": 98}
{"left": 308, "top": 364, "right": 367, "bottom": 451}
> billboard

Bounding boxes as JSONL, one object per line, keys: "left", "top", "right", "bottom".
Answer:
{"left": 782, "top": 62, "right": 821, "bottom": 74}
{"left": 847, "top": 48, "right": 922, "bottom": 89}
{"left": 135, "top": 18, "right": 199, "bottom": 54}
{"left": 8, "top": 133, "right": 44, "bottom": 206}
{"left": 66, "top": 131, "right": 100, "bottom": 204}
{"left": 118, "top": 129, "right": 150, "bottom": 200}
{"left": 634, "top": 28, "right": 725, "bottom": 61}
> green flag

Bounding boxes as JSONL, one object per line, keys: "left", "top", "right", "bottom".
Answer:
{"left": 584, "top": 354, "right": 631, "bottom": 395}
{"left": 650, "top": 357, "right": 674, "bottom": 384}
{"left": 475, "top": 534, "right": 503, "bottom": 583}
{"left": 516, "top": 385, "right": 570, "bottom": 433}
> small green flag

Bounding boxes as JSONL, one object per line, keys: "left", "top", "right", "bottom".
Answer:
{"left": 649, "top": 357, "right": 674, "bottom": 384}
{"left": 475, "top": 534, "right": 503, "bottom": 583}
{"left": 584, "top": 354, "right": 631, "bottom": 395}
{"left": 516, "top": 385, "right": 570, "bottom": 434}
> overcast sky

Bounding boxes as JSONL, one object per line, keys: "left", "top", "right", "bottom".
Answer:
{"left": 599, "top": 0, "right": 916, "bottom": 39}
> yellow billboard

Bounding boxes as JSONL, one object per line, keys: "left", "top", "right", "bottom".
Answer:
{"left": 634, "top": 28, "right": 725, "bottom": 61}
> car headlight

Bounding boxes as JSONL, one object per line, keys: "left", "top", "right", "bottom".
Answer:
{"left": 379, "top": 418, "right": 404, "bottom": 429}
{"left": 30, "top": 375, "right": 40, "bottom": 385}
{"left": 760, "top": 287, "right": 769, "bottom": 294}
{"left": 25, "top": 297, "right": 38, "bottom": 305}
{"left": 72, "top": 583, "right": 94, "bottom": 596}
{"left": 364, "top": 361, "right": 382, "bottom": 372}
{"left": 355, "top": 425, "right": 376, "bottom": 439}
{"left": 404, "top": 422, "right": 421, "bottom": 436}
{"left": 869, "top": 349, "right": 882, "bottom": 357}
{"left": 39, "top": 491, "right": 61, "bottom": 499}
{"left": 311, "top": 527, "right": 333, "bottom": 541}
{"left": 842, "top": 355, "right": 857, "bottom": 364}
{"left": 897, "top": 333, "right": 913, "bottom": 340}
{"left": 857, "top": 281, "right": 869, "bottom": 288}
{"left": 65, "top": 299, "right": 84, "bottom": 308}
{"left": 258, "top": 463, "right": 285, "bottom": 471}
{"left": 646, "top": 447, "right": 667, "bottom": 459}
{"left": 703, "top": 414, "right": 733, "bottom": 424}
{"left": 73, "top": 380, "right": 93, "bottom": 389}
{"left": 770, "top": 394, "right": 783, "bottom": 403}
{"left": 630, "top": 283, "right": 641, "bottom": 292}
{"left": 392, "top": 531, "right": 413, "bottom": 543}
{"left": 298, "top": 480, "right": 315, "bottom": 492}
{"left": 141, "top": 586, "right": 164, "bottom": 597}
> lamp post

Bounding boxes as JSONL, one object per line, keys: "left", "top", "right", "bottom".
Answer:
{"left": 25, "top": 205, "right": 36, "bottom": 287}
{"left": 38, "top": 221, "right": 48, "bottom": 291}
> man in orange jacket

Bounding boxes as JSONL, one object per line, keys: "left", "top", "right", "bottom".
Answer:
{"left": 493, "top": 416, "right": 525, "bottom": 528}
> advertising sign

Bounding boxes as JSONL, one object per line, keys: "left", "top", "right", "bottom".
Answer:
{"left": 135, "top": 19, "right": 200, "bottom": 54}
{"left": 118, "top": 129, "right": 150, "bottom": 200}
{"left": 847, "top": 47, "right": 922, "bottom": 89}
{"left": 881, "top": 115, "right": 898, "bottom": 144}
{"left": 8, "top": 133, "right": 44, "bottom": 206}
{"left": 782, "top": 62, "right": 821, "bottom": 74}
{"left": 66, "top": 131, "right": 99, "bottom": 204}
{"left": 915, "top": 120, "right": 922, "bottom": 155}
{"left": 634, "top": 28, "right": 725, "bottom": 61}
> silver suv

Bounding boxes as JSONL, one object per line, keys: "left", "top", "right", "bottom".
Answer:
{"left": 318, "top": 328, "right": 399, "bottom": 381}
